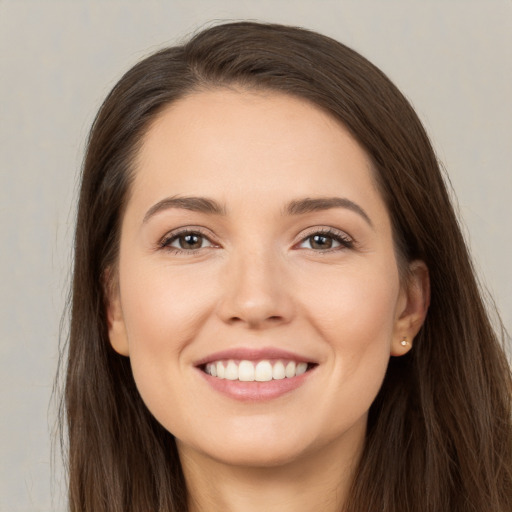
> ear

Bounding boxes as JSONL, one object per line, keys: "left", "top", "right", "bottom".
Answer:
{"left": 104, "top": 269, "right": 130, "bottom": 356}
{"left": 391, "top": 260, "right": 430, "bottom": 356}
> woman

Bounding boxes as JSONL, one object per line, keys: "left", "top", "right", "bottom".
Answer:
{"left": 61, "top": 21, "right": 512, "bottom": 511}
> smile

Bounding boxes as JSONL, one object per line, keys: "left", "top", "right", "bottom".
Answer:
{"left": 195, "top": 348, "right": 318, "bottom": 400}
{"left": 204, "top": 359, "right": 311, "bottom": 381}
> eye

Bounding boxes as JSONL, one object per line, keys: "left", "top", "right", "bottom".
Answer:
{"left": 161, "top": 230, "right": 215, "bottom": 252}
{"left": 298, "top": 229, "right": 353, "bottom": 251}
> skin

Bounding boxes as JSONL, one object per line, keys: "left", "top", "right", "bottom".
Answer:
{"left": 107, "top": 88, "right": 429, "bottom": 512}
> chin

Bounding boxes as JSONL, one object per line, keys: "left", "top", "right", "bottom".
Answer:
{"left": 176, "top": 419, "right": 316, "bottom": 469}
{"left": 205, "top": 440, "right": 310, "bottom": 468}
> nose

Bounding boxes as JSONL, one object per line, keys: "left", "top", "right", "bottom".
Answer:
{"left": 216, "top": 248, "right": 295, "bottom": 329}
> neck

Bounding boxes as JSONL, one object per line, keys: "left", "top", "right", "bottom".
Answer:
{"left": 178, "top": 428, "right": 364, "bottom": 512}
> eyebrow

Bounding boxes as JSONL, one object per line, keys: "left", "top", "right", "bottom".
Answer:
{"left": 143, "top": 195, "right": 373, "bottom": 227}
{"left": 284, "top": 197, "right": 373, "bottom": 227}
{"left": 143, "top": 196, "right": 226, "bottom": 222}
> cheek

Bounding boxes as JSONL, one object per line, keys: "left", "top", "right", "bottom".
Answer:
{"left": 117, "top": 258, "right": 218, "bottom": 406}
{"left": 117, "top": 259, "right": 218, "bottom": 428}
{"left": 120, "top": 259, "right": 216, "bottom": 351}
{"left": 299, "top": 259, "right": 400, "bottom": 339}
{"left": 300, "top": 261, "right": 400, "bottom": 391}
{"left": 296, "top": 266, "right": 399, "bottom": 438}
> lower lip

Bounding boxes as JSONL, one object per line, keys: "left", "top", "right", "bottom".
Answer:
{"left": 196, "top": 366, "right": 315, "bottom": 402}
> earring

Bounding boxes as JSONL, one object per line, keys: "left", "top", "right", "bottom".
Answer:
{"left": 400, "top": 337, "right": 408, "bottom": 347}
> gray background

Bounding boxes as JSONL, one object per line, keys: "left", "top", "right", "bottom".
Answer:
{"left": 1, "top": 1, "right": 511, "bottom": 510}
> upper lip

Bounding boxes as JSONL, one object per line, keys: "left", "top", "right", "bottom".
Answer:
{"left": 194, "top": 347, "right": 317, "bottom": 367}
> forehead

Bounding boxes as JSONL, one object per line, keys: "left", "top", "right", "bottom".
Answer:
{"left": 131, "top": 88, "right": 383, "bottom": 215}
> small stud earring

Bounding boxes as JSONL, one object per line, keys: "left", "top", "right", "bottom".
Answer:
{"left": 400, "top": 337, "right": 408, "bottom": 347}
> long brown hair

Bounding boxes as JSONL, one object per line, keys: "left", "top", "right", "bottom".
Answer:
{"left": 59, "top": 21, "right": 512, "bottom": 511}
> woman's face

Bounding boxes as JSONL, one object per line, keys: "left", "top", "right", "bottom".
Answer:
{"left": 107, "top": 89, "right": 427, "bottom": 468}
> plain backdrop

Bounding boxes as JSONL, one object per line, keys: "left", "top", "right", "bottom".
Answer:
{"left": 1, "top": 1, "right": 511, "bottom": 510}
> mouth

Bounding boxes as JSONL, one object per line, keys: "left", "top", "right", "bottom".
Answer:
{"left": 194, "top": 347, "right": 318, "bottom": 400}
{"left": 200, "top": 359, "right": 317, "bottom": 382}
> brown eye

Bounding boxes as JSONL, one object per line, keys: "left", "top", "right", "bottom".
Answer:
{"left": 298, "top": 230, "right": 353, "bottom": 251}
{"left": 178, "top": 233, "right": 203, "bottom": 249}
{"left": 309, "top": 234, "right": 334, "bottom": 250}
{"left": 164, "top": 231, "right": 213, "bottom": 251}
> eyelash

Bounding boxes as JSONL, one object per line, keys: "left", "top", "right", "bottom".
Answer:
{"left": 158, "top": 227, "right": 354, "bottom": 255}
{"left": 159, "top": 228, "right": 216, "bottom": 255}
{"left": 296, "top": 227, "right": 354, "bottom": 252}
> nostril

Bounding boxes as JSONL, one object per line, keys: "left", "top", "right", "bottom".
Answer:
{"left": 227, "top": 315, "right": 285, "bottom": 327}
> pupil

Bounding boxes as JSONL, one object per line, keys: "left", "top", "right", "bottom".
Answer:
{"left": 180, "top": 234, "right": 202, "bottom": 249}
{"left": 311, "top": 235, "right": 332, "bottom": 249}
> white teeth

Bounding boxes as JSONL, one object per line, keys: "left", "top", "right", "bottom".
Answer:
{"left": 238, "top": 360, "right": 255, "bottom": 381}
{"left": 272, "top": 361, "right": 286, "bottom": 380}
{"left": 204, "top": 359, "right": 311, "bottom": 381}
{"left": 285, "top": 361, "right": 296, "bottom": 378}
{"left": 205, "top": 363, "right": 218, "bottom": 377}
{"left": 255, "top": 360, "right": 273, "bottom": 381}
{"left": 296, "top": 362, "right": 308, "bottom": 375}
{"left": 225, "top": 360, "right": 238, "bottom": 380}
